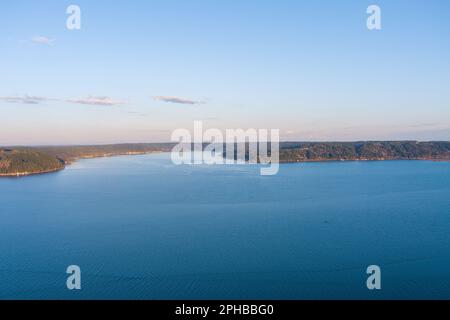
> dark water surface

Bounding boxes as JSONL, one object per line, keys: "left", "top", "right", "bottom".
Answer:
{"left": 0, "top": 153, "right": 449, "bottom": 299}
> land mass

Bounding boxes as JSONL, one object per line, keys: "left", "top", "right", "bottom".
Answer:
{"left": 278, "top": 141, "right": 450, "bottom": 162}
{"left": 0, "top": 143, "right": 173, "bottom": 177}
{"left": 0, "top": 141, "right": 449, "bottom": 177}
{"left": 0, "top": 149, "right": 65, "bottom": 176}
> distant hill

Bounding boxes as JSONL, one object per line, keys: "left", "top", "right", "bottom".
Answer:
{"left": 0, "top": 141, "right": 448, "bottom": 177}
{"left": 0, "top": 144, "right": 173, "bottom": 176}
{"left": 278, "top": 141, "right": 450, "bottom": 162}
{"left": 0, "top": 149, "right": 64, "bottom": 176}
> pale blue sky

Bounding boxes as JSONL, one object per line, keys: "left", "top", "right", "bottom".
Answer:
{"left": 1, "top": 0, "right": 450, "bottom": 145}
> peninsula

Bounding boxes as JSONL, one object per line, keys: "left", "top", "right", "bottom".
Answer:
{"left": 0, "top": 141, "right": 449, "bottom": 177}
{"left": 0, "top": 143, "right": 173, "bottom": 177}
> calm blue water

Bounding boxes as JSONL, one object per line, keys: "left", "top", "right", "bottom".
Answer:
{"left": 0, "top": 153, "right": 449, "bottom": 300}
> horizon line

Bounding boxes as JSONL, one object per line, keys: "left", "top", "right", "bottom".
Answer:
{"left": 1, "top": 140, "right": 449, "bottom": 148}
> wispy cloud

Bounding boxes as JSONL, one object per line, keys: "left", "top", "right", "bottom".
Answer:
{"left": 31, "top": 36, "right": 55, "bottom": 45}
{"left": 153, "top": 96, "right": 205, "bottom": 105}
{"left": 0, "top": 95, "right": 51, "bottom": 104}
{"left": 0, "top": 94, "right": 126, "bottom": 107}
{"left": 408, "top": 123, "right": 441, "bottom": 128}
{"left": 126, "top": 111, "right": 150, "bottom": 117}
{"left": 66, "top": 96, "right": 126, "bottom": 106}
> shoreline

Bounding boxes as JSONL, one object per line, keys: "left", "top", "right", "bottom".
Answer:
{"left": 0, "top": 151, "right": 161, "bottom": 178}
{"left": 0, "top": 167, "right": 65, "bottom": 177}
{"left": 63, "top": 151, "right": 160, "bottom": 165}
{"left": 1, "top": 152, "right": 448, "bottom": 178}
{"left": 278, "top": 157, "right": 450, "bottom": 164}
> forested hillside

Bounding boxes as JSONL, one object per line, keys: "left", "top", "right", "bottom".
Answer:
{"left": 279, "top": 141, "right": 450, "bottom": 162}
{"left": 0, "top": 149, "right": 64, "bottom": 176}
{"left": 0, "top": 141, "right": 448, "bottom": 177}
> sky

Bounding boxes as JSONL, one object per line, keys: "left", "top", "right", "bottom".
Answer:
{"left": 1, "top": 0, "right": 450, "bottom": 145}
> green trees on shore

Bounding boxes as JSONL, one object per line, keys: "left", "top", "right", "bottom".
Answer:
{"left": 0, "top": 141, "right": 448, "bottom": 176}
{"left": 0, "top": 149, "right": 64, "bottom": 175}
